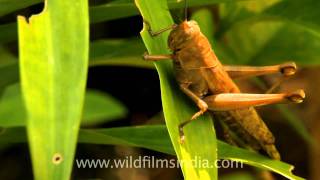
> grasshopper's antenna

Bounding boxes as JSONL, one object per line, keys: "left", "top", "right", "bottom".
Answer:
{"left": 184, "top": 0, "right": 188, "bottom": 21}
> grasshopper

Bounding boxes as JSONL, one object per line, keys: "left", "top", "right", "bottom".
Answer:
{"left": 142, "top": 2, "right": 305, "bottom": 160}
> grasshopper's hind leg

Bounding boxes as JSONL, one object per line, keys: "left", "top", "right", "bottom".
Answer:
{"left": 223, "top": 62, "right": 298, "bottom": 93}
{"left": 178, "top": 83, "right": 208, "bottom": 143}
{"left": 224, "top": 62, "right": 297, "bottom": 79}
{"left": 203, "top": 90, "right": 305, "bottom": 111}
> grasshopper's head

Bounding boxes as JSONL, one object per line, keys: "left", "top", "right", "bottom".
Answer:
{"left": 168, "top": 20, "right": 201, "bottom": 51}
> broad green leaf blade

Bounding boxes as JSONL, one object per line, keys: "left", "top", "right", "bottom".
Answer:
{"left": 0, "top": 84, "right": 127, "bottom": 127}
{"left": 17, "top": 0, "right": 89, "bottom": 179}
{"left": 135, "top": 0, "right": 217, "bottom": 180}
{"left": 0, "top": 125, "right": 305, "bottom": 180}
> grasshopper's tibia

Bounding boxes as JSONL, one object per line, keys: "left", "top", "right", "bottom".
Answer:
{"left": 143, "top": 20, "right": 177, "bottom": 37}
{"left": 224, "top": 62, "right": 297, "bottom": 79}
{"left": 204, "top": 89, "right": 305, "bottom": 111}
{"left": 178, "top": 83, "right": 208, "bottom": 143}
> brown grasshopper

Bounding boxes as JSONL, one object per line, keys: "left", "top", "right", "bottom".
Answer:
{"left": 142, "top": 5, "right": 305, "bottom": 160}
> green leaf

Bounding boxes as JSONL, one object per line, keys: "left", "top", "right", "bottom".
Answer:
{"left": 17, "top": 0, "right": 89, "bottom": 179}
{"left": 135, "top": 0, "right": 217, "bottom": 180}
{"left": 0, "top": 47, "right": 19, "bottom": 92}
{"left": 217, "top": 0, "right": 320, "bottom": 65}
{"left": 82, "top": 90, "right": 128, "bottom": 126}
{"left": 264, "top": 0, "right": 320, "bottom": 37}
{"left": 0, "top": 23, "right": 17, "bottom": 43}
{"left": 80, "top": 125, "right": 304, "bottom": 180}
{"left": 0, "top": 125, "right": 305, "bottom": 180}
{"left": 90, "top": 39, "right": 153, "bottom": 69}
{"left": 0, "top": 84, "right": 127, "bottom": 127}
{"left": 0, "top": 0, "right": 41, "bottom": 17}
{"left": 79, "top": 125, "right": 174, "bottom": 155}
{"left": 0, "top": 84, "right": 25, "bottom": 127}
{"left": 225, "top": 22, "right": 320, "bottom": 66}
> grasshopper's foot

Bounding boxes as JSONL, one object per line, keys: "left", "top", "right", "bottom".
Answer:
{"left": 286, "top": 89, "right": 305, "bottom": 103}
{"left": 280, "top": 62, "right": 297, "bottom": 76}
{"left": 177, "top": 100, "right": 207, "bottom": 144}
{"left": 142, "top": 52, "right": 149, "bottom": 60}
{"left": 143, "top": 19, "right": 157, "bottom": 37}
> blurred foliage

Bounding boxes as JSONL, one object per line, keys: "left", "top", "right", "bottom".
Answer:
{"left": 0, "top": 0, "right": 317, "bottom": 179}
{"left": 0, "top": 84, "right": 128, "bottom": 127}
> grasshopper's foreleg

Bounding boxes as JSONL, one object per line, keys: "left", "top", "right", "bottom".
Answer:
{"left": 178, "top": 83, "right": 208, "bottom": 143}
{"left": 204, "top": 89, "right": 305, "bottom": 111}
{"left": 224, "top": 62, "right": 296, "bottom": 79}
{"left": 143, "top": 52, "right": 172, "bottom": 61}
{"left": 143, "top": 20, "right": 177, "bottom": 37}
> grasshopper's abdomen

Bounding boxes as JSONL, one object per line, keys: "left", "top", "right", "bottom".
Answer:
{"left": 214, "top": 109, "right": 280, "bottom": 160}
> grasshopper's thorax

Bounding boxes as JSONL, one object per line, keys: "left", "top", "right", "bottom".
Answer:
{"left": 168, "top": 20, "right": 219, "bottom": 68}
{"left": 169, "top": 20, "right": 239, "bottom": 94}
